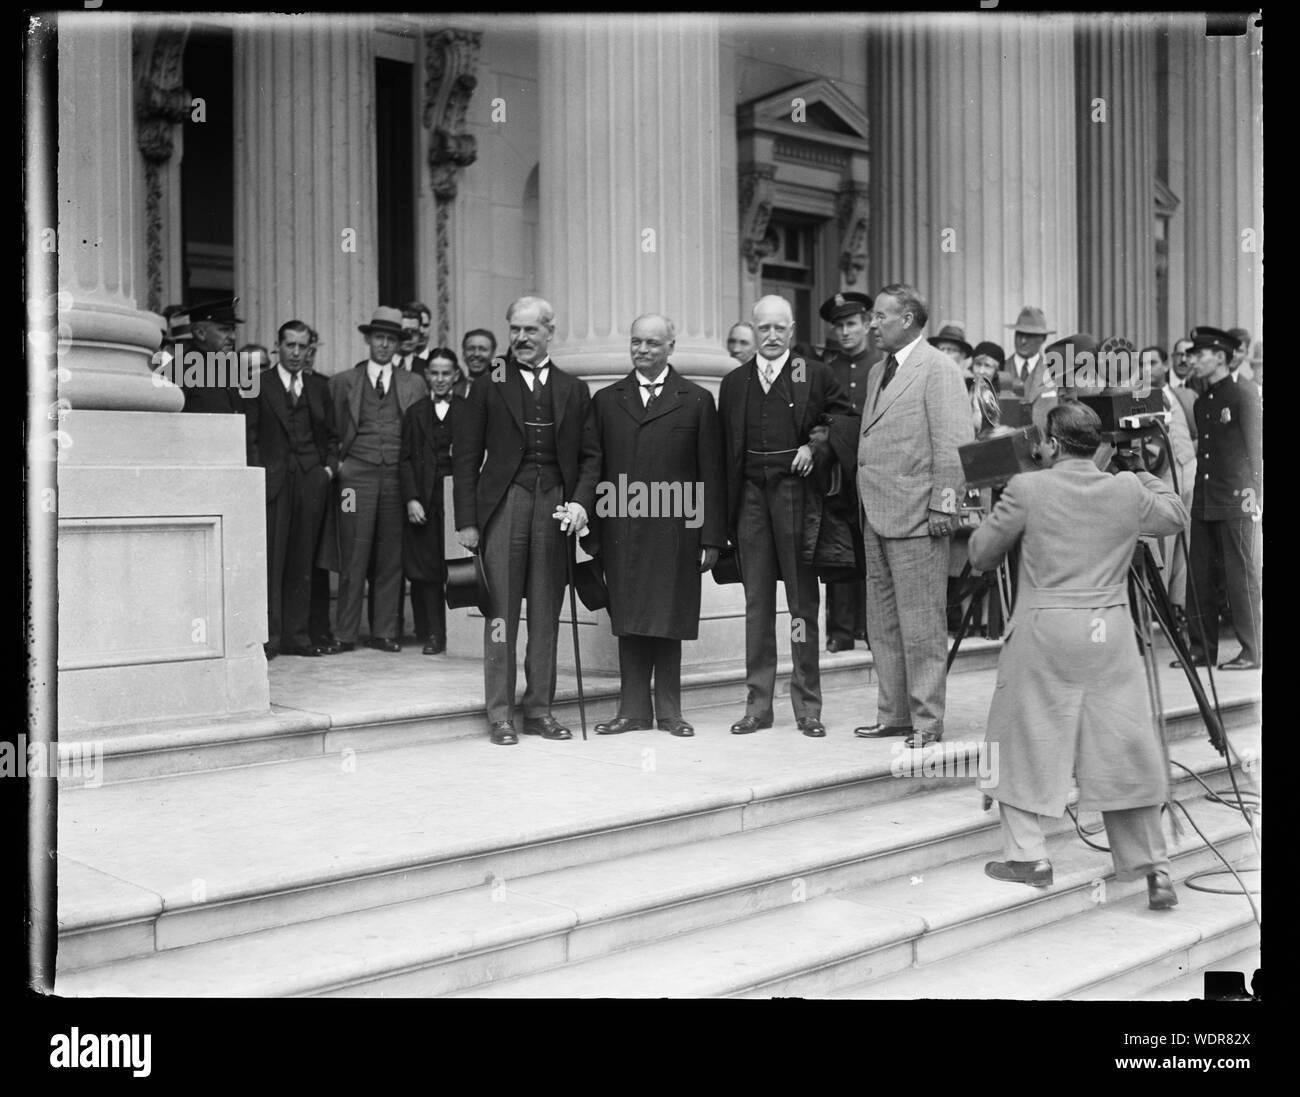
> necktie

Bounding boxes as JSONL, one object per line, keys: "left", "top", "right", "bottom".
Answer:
{"left": 376, "top": 372, "right": 386, "bottom": 398}
{"left": 879, "top": 354, "right": 899, "bottom": 392}
{"left": 290, "top": 375, "right": 301, "bottom": 407}
{"left": 642, "top": 382, "right": 661, "bottom": 408}
{"left": 761, "top": 361, "right": 775, "bottom": 391}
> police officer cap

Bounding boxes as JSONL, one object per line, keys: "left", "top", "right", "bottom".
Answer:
{"left": 1188, "top": 326, "right": 1241, "bottom": 356}
{"left": 818, "top": 291, "right": 872, "bottom": 323}
{"left": 187, "top": 297, "right": 244, "bottom": 324}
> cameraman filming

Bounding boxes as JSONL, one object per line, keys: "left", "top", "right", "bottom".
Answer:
{"left": 968, "top": 402, "right": 1189, "bottom": 910}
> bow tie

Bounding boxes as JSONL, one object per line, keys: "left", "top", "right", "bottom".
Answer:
{"left": 434, "top": 394, "right": 451, "bottom": 405}
{"left": 516, "top": 361, "right": 545, "bottom": 373}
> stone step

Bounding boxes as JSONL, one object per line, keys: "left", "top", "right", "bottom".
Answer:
{"left": 1129, "top": 943, "right": 1261, "bottom": 1001}
{"left": 450, "top": 793, "right": 1256, "bottom": 999}
{"left": 59, "top": 644, "right": 1257, "bottom": 785}
{"left": 835, "top": 861, "right": 1261, "bottom": 1001}
{"left": 55, "top": 732, "right": 1255, "bottom": 996}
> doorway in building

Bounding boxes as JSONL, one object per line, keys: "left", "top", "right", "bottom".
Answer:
{"left": 180, "top": 26, "right": 234, "bottom": 306}
{"left": 760, "top": 213, "right": 822, "bottom": 353}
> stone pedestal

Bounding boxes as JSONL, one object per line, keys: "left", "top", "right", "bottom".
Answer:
{"left": 56, "top": 17, "right": 270, "bottom": 732}
{"left": 870, "top": 15, "right": 1080, "bottom": 340}
{"left": 232, "top": 18, "right": 380, "bottom": 373}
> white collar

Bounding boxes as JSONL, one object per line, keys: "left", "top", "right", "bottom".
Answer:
{"left": 891, "top": 333, "right": 925, "bottom": 369}
{"left": 635, "top": 365, "right": 670, "bottom": 388}
{"left": 366, "top": 360, "right": 393, "bottom": 385}
{"left": 276, "top": 363, "right": 303, "bottom": 392}
{"left": 756, "top": 349, "right": 791, "bottom": 374}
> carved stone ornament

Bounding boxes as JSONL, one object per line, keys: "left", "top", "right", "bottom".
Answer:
{"left": 133, "top": 23, "right": 191, "bottom": 314}
{"left": 739, "top": 165, "right": 777, "bottom": 275}
{"left": 424, "top": 28, "right": 482, "bottom": 203}
{"left": 836, "top": 184, "right": 870, "bottom": 286}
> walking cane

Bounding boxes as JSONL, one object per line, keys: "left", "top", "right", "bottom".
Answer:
{"left": 565, "top": 537, "right": 588, "bottom": 740}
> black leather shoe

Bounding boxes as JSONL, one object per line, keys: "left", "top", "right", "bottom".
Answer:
{"left": 521, "top": 715, "right": 572, "bottom": 740}
{"left": 1147, "top": 870, "right": 1178, "bottom": 909}
{"left": 332, "top": 641, "right": 356, "bottom": 653}
{"left": 984, "top": 859, "right": 1053, "bottom": 887}
{"left": 422, "top": 641, "right": 445, "bottom": 655}
{"left": 658, "top": 718, "right": 695, "bottom": 738}
{"left": 1170, "top": 654, "right": 1208, "bottom": 668}
{"left": 282, "top": 644, "right": 328, "bottom": 657}
{"left": 730, "top": 715, "right": 773, "bottom": 735}
{"left": 1217, "top": 655, "right": 1260, "bottom": 671}
{"left": 368, "top": 637, "right": 401, "bottom": 653}
{"left": 826, "top": 638, "right": 853, "bottom": 652}
{"left": 489, "top": 721, "right": 518, "bottom": 746}
{"left": 797, "top": 717, "right": 826, "bottom": 738}
{"left": 903, "top": 729, "right": 943, "bottom": 748}
{"left": 595, "top": 717, "right": 652, "bottom": 735}
{"left": 854, "top": 723, "right": 913, "bottom": 738}
{"left": 264, "top": 644, "right": 279, "bottom": 660}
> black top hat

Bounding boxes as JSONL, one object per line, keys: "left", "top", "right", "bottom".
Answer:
{"left": 1188, "top": 326, "right": 1241, "bottom": 357}
{"left": 572, "top": 557, "right": 608, "bottom": 612}
{"left": 187, "top": 297, "right": 244, "bottom": 325}
{"left": 819, "top": 291, "right": 873, "bottom": 324}
{"left": 444, "top": 554, "right": 492, "bottom": 614}
{"left": 711, "top": 545, "right": 743, "bottom": 586}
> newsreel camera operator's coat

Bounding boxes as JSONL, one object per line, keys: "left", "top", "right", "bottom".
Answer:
{"left": 969, "top": 459, "right": 1188, "bottom": 815}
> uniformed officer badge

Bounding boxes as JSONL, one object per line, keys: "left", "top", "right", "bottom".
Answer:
{"left": 1220, "top": 407, "right": 1232, "bottom": 424}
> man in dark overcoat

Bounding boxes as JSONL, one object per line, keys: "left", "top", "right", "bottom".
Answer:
{"left": 452, "top": 296, "right": 601, "bottom": 746}
{"left": 717, "top": 294, "right": 855, "bottom": 738}
{"left": 588, "top": 314, "right": 727, "bottom": 738}
{"left": 400, "top": 350, "right": 460, "bottom": 655}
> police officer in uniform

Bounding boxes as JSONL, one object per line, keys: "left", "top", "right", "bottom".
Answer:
{"left": 1179, "top": 326, "right": 1262, "bottom": 671}
{"left": 181, "top": 297, "right": 248, "bottom": 414}
{"left": 818, "top": 291, "right": 881, "bottom": 651}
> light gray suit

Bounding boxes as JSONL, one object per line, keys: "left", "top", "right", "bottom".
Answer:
{"left": 857, "top": 336, "right": 973, "bottom": 735}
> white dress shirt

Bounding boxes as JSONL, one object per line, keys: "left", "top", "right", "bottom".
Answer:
{"left": 276, "top": 363, "right": 303, "bottom": 400}
{"left": 755, "top": 349, "right": 791, "bottom": 394}
{"left": 636, "top": 365, "right": 670, "bottom": 405}
{"left": 517, "top": 357, "right": 552, "bottom": 391}
{"left": 365, "top": 360, "right": 393, "bottom": 391}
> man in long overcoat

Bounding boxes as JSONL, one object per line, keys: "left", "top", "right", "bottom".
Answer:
{"left": 969, "top": 402, "right": 1188, "bottom": 909}
{"left": 588, "top": 314, "right": 727, "bottom": 738}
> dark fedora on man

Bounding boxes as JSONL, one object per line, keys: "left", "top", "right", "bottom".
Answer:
{"left": 928, "top": 323, "right": 974, "bottom": 361}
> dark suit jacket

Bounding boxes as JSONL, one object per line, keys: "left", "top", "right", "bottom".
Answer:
{"left": 399, "top": 395, "right": 450, "bottom": 583}
{"left": 328, "top": 361, "right": 429, "bottom": 461}
{"left": 246, "top": 368, "right": 336, "bottom": 501}
{"left": 717, "top": 353, "right": 854, "bottom": 538}
{"left": 452, "top": 362, "right": 601, "bottom": 532}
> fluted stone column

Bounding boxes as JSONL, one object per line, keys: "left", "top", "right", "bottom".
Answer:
{"left": 871, "top": 15, "right": 1079, "bottom": 342}
{"left": 57, "top": 16, "right": 179, "bottom": 412}
{"left": 539, "top": 14, "right": 734, "bottom": 382}
{"left": 233, "top": 17, "right": 379, "bottom": 371}
{"left": 56, "top": 15, "right": 269, "bottom": 732}
{"left": 1180, "top": 18, "right": 1262, "bottom": 340}
{"left": 1076, "top": 21, "right": 1159, "bottom": 345}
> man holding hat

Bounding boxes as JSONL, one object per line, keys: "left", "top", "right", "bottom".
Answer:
{"left": 453, "top": 296, "right": 601, "bottom": 746}
{"left": 819, "top": 291, "right": 880, "bottom": 652}
{"left": 327, "top": 307, "right": 429, "bottom": 653}
{"left": 1181, "top": 326, "right": 1262, "bottom": 671}
{"left": 182, "top": 297, "right": 248, "bottom": 415}
{"left": 589, "top": 314, "right": 727, "bottom": 738}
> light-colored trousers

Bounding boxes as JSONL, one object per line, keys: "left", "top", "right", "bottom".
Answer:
{"left": 999, "top": 801, "right": 1172, "bottom": 881}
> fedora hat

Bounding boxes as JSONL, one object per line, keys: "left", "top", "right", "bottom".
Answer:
{"left": 711, "top": 545, "right": 743, "bottom": 586}
{"left": 928, "top": 323, "right": 973, "bottom": 358}
{"left": 571, "top": 557, "right": 609, "bottom": 612}
{"left": 444, "top": 554, "right": 492, "bottom": 615}
{"left": 358, "top": 306, "right": 407, "bottom": 338}
{"left": 1005, "top": 306, "right": 1055, "bottom": 336}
